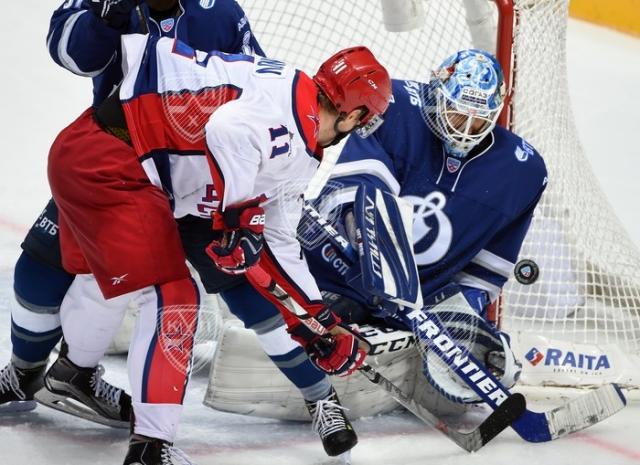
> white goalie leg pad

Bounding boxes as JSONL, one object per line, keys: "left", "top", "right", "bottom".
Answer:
{"left": 412, "top": 371, "right": 469, "bottom": 417}
{"left": 204, "top": 306, "right": 488, "bottom": 419}
{"left": 205, "top": 322, "right": 455, "bottom": 420}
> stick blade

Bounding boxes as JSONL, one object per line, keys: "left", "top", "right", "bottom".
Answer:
{"left": 545, "top": 383, "right": 626, "bottom": 439}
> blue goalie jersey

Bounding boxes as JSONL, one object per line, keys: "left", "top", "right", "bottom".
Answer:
{"left": 308, "top": 79, "right": 547, "bottom": 305}
{"left": 47, "top": 0, "right": 264, "bottom": 106}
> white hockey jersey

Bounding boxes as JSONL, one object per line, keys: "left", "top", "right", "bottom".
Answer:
{"left": 119, "top": 34, "right": 325, "bottom": 308}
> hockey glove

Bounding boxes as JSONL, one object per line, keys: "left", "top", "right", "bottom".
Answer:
{"left": 289, "top": 307, "right": 367, "bottom": 377}
{"left": 89, "top": 0, "right": 140, "bottom": 31}
{"left": 206, "top": 196, "right": 266, "bottom": 275}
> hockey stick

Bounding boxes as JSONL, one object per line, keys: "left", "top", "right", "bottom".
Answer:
{"left": 246, "top": 265, "right": 525, "bottom": 452}
{"left": 301, "top": 203, "right": 628, "bottom": 442}
{"left": 136, "top": 2, "right": 149, "bottom": 34}
{"left": 400, "top": 305, "right": 627, "bottom": 442}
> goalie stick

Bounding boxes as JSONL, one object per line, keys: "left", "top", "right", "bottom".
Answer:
{"left": 246, "top": 265, "right": 525, "bottom": 452}
{"left": 301, "top": 202, "right": 628, "bottom": 443}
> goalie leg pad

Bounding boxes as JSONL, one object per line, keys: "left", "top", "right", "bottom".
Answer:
{"left": 205, "top": 323, "right": 421, "bottom": 420}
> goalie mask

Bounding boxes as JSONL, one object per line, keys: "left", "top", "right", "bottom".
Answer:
{"left": 421, "top": 49, "right": 506, "bottom": 158}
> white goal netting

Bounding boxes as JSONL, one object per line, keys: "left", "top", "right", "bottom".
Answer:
{"left": 235, "top": 0, "right": 640, "bottom": 386}
{"left": 499, "top": 1, "right": 640, "bottom": 355}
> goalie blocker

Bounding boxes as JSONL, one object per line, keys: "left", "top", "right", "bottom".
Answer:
{"left": 301, "top": 184, "right": 422, "bottom": 315}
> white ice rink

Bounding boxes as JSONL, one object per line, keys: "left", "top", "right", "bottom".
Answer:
{"left": 1, "top": 2, "right": 640, "bottom": 464}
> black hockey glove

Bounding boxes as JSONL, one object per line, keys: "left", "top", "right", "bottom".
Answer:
{"left": 89, "top": 0, "right": 140, "bottom": 31}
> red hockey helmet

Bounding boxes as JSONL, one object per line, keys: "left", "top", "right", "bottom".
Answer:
{"left": 313, "top": 46, "right": 391, "bottom": 127}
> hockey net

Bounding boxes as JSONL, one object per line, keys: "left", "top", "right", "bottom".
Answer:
{"left": 234, "top": 0, "right": 640, "bottom": 388}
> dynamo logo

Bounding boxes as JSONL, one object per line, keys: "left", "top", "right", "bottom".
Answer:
{"left": 404, "top": 191, "right": 453, "bottom": 265}
{"left": 199, "top": 0, "right": 216, "bottom": 9}
{"left": 446, "top": 156, "right": 461, "bottom": 173}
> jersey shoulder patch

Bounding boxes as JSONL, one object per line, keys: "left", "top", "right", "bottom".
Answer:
{"left": 491, "top": 127, "right": 548, "bottom": 200}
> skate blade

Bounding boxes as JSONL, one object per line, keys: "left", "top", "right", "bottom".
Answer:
{"left": 0, "top": 400, "right": 37, "bottom": 413}
{"left": 34, "top": 388, "right": 128, "bottom": 429}
{"left": 339, "top": 450, "right": 352, "bottom": 465}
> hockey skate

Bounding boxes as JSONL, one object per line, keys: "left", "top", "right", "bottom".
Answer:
{"left": 0, "top": 361, "right": 46, "bottom": 412}
{"left": 123, "top": 434, "right": 196, "bottom": 465}
{"left": 306, "top": 387, "right": 358, "bottom": 457}
{"left": 35, "top": 354, "right": 132, "bottom": 428}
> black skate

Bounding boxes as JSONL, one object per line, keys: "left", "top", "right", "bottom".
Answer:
{"left": 0, "top": 361, "right": 45, "bottom": 412}
{"left": 123, "top": 434, "right": 196, "bottom": 465}
{"left": 306, "top": 387, "right": 358, "bottom": 457}
{"left": 34, "top": 354, "right": 132, "bottom": 428}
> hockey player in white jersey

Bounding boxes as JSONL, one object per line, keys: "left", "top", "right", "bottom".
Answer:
{"left": 1, "top": 0, "right": 264, "bottom": 427}
{"left": 46, "top": 33, "right": 391, "bottom": 464}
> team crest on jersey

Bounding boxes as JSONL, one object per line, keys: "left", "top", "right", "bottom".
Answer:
{"left": 446, "top": 157, "right": 461, "bottom": 173}
{"left": 160, "top": 18, "right": 175, "bottom": 33}
{"left": 162, "top": 86, "right": 241, "bottom": 144}
{"left": 199, "top": 0, "right": 216, "bottom": 9}
{"left": 404, "top": 191, "right": 453, "bottom": 265}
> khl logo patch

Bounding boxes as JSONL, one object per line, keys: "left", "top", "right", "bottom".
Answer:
{"left": 446, "top": 156, "right": 461, "bottom": 173}
{"left": 160, "top": 18, "right": 175, "bottom": 33}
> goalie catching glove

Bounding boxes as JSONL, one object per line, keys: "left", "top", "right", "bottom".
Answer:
{"left": 419, "top": 284, "right": 522, "bottom": 404}
{"left": 289, "top": 307, "right": 367, "bottom": 377}
{"left": 206, "top": 196, "right": 266, "bottom": 275}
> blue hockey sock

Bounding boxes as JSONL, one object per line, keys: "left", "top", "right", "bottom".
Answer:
{"left": 221, "top": 282, "right": 331, "bottom": 402}
{"left": 268, "top": 346, "right": 331, "bottom": 401}
{"left": 10, "top": 252, "right": 74, "bottom": 368}
{"left": 11, "top": 320, "right": 62, "bottom": 368}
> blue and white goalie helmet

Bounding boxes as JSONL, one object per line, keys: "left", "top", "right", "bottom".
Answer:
{"left": 421, "top": 49, "right": 506, "bottom": 158}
